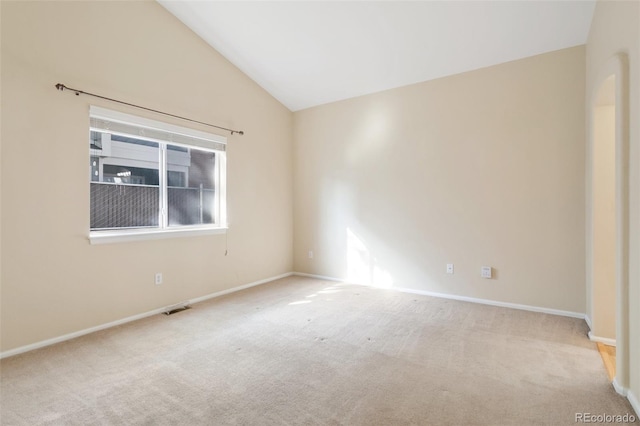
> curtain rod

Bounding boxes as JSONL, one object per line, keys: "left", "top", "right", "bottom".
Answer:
{"left": 55, "top": 83, "right": 244, "bottom": 136}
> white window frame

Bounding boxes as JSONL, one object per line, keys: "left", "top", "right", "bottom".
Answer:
{"left": 88, "top": 106, "right": 227, "bottom": 245}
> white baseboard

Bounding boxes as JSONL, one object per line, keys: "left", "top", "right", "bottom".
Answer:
{"left": 293, "top": 272, "right": 585, "bottom": 319}
{"left": 396, "top": 286, "right": 585, "bottom": 319}
{"left": 0, "top": 272, "right": 293, "bottom": 360}
{"left": 628, "top": 390, "right": 640, "bottom": 418}
{"left": 588, "top": 331, "right": 617, "bottom": 347}
{"left": 613, "top": 378, "right": 628, "bottom": 396}
{"left": 294, "top": 272, "right": 345, "bottom": 283}
{"left": 584, "top": 314, "right": 593, "bottom": 330}
{"left": 0, "top": 306, "right": 170, "bottom": 360}
{"left": 189, "top": 272, "right": 293, "bottom": 305}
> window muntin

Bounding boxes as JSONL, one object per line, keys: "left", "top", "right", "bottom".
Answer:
{"left": 89, "top": 107, "right": 226, "bottom": 236}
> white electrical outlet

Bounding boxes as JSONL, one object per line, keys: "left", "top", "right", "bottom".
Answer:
{"left": 155, "top": 273, "right": 163, "bottom": 285}
{"left": 308, "top": 250, "right": 314, "bottom": 259}
{"left": 481, "top": 266, "right": 492, "bottom": 279}
{"left": 446, "top": 263, "right": 454, "bottom": 274}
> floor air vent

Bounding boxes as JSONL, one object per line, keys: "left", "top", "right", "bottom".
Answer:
{"left": 163, "top": 304, "right": 191, "bottom": 316}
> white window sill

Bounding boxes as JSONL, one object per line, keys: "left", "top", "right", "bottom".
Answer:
{"left": 89, "top": 226, "right": 228, "bottom": 245}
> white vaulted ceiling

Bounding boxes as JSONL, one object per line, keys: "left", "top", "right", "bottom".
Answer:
{"left": 158, "top": 1, "right": 596, "bottom": 111}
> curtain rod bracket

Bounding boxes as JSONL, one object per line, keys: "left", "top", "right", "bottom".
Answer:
{"left": 54, "top": 83, "right": 244, "bottom": 136}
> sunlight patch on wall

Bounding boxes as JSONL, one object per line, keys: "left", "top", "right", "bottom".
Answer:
{"left": 346, "top": 228, "right": 394, "bottom": 288}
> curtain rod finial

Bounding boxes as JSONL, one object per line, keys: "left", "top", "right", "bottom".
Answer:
{"left": 55, "top": 83, "right": 65, "bottom": 91}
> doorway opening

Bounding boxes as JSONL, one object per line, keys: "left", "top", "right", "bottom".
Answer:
{"left": 588, "top": 53, "right": 629, "bottom": 395}
{"left": 591, "top": 75, "right": 616, "bottom": 362}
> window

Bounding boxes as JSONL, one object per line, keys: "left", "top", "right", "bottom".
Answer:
{"left": 89, "top": 106, "right": 227, "bottom": 243}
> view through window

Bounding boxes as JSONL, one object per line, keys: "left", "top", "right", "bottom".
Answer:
{"left": 89, "top": 107, "right": 226, "bottom": 233}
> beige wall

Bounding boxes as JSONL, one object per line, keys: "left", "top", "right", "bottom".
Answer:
{"left": 2, "top": 2, "right": 637, "bottom": 411}
{"left": 586, "top": 0, "right": 640, "bottom": 406}
{"left": 0, "top": 1, "right": 293, "bottom": 352}
{"left": 293, "top": 46, "right": 586, "bottom": 313}
{"left": 592, "top": 104, "right": 616, "bottom": 339}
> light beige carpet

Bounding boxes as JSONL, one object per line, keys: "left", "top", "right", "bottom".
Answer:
{"left": 0, "top": 276, "right": 637, "bottom": 425}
